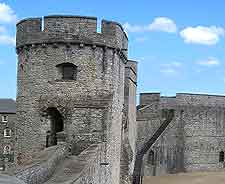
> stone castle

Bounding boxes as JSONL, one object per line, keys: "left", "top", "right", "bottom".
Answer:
{"left": 0, "top": 15, "right": 224, "bottom": 184}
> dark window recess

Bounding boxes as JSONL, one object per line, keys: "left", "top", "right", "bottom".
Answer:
{"left": 219, "top": 151, "right": 224, "bottom": 162}
{"left": 56, "top": 63, "right": 77, "bottom": 80}
{"left": 148, "top": 150, "right": 155, "bottom": 165}
{"left": 4, "top": 129, "right": 11, "bottom": 137}
{"left": 63, "top": 65, "right": 75, "bottom": 79}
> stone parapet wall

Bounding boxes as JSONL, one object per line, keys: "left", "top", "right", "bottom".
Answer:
{"left": 139, "top": 92, "right": 225, "bottom": 109}
{"left": 72, "top": 143, "right": 107, "bottom": 184}
{"left": 160, "top": 97, "right": 176, "bottom": 109}
{"left": 16, "top": 16, "right": 128, "bottom": 59}
{"left": 176, "top": 93, "right": 225, "bottom": 107}
{"left": 139, "top": 93, "right": 160, "bottom": 106}
{"left": 16, "top": 144, "right": 68, "bottom": 184}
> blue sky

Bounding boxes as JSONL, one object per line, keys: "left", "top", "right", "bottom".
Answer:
{"left": 1, "top": 0, "right": 225, "bottom": 99}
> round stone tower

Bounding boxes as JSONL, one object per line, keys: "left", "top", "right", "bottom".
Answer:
{"left": 16, "top": 15, "right": 128, "bottom": 184}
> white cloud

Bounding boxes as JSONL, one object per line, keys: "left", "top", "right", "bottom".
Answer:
{"left": 171, "top": 61, "right": 182, "bottom": 67}
{"left": 123, "top": 22, "right": 144, "bottom": 33}
{"left": 0, "top": 3, "right": 16, "bottom": 46}
{"left": 0, "top": 3, "right": 17, "bottom": 23}
{"left": 197, "top": 57, "right": 220, "bottom": 66}
{"left": 160, "top": 68, "right": 177, "bottom": 75}
{"left": 148, "top": 17, "right": 177, "bottom": 33}
{"left": 123, "top": 17, "right": 177, "bottom": 33}
{"left": 162, "top": 61, "right": 182, "bottom": 68}
{"left": 160, "top": 61, "right": 182, "bottom": 76}
{"left": 135, "top": 37, "right": 148, "bottom": 42}
{"left": 0, "top": 26, "right": 6, "bottom": 33}
{"left": 0, "top": 35, "right": 15, "bottom": 46}
{"left": 180, "top": 26, "right": 224, "bottom": 45}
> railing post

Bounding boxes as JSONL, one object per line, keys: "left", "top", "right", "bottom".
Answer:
{"left": 132, "top": 109, "right": 175, "bottom": 184}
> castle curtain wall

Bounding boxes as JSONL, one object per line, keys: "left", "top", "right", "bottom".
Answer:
{"left": 137, "top": 93, "right": 225, "bottom": 176}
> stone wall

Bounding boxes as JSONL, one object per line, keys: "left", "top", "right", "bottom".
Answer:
{"left": 16, "top": 144, "right": 68, "bottom": 184}
{"left": 177, "top": 93, "right": 225, "bottom": 171}
{"left": 136, "top": 93, "right": 179, "bottom": 176}
{"left": 125, "top": 60, "right": 138, "bottom": 173}
{"left": 136, "top": 93, "right": 161, "bottom": 152}
{"left": 72, "top": 143, "right": 107, "bottom": 184}
{"left": 0, "top": 174, "right": 25, "bottom": 184}
{"left": 137, "top": 93, "right": 225, "bottom": 176}
{"left": 120, "top": 60, "right": 138, "bottom": 183}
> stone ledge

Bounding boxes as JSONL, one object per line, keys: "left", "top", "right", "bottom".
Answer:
{"left": 15, "top": 144, "right": 68, "bottom": 184}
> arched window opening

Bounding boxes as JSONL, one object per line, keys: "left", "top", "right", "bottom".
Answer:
{"left": 148, "top": 150, "right": 155, "bottom": 165}
{"left": 46, "top": 107, "right": 64, "bottom": 147}
{"left": 3, "top": 145, "right": 11, "bottom": 154}
{"left": 56, "top": 63, "right": 77, "bottom": 80}
{"left": 3, "top": 129, "right": 12, "bottom": 138}
{"left": 219, "top": 151, "right": 224, "bottom": 162}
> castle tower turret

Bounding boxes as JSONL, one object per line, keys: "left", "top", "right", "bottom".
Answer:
{"left": 16, "top": 15, "right": 128, "bottom": 184}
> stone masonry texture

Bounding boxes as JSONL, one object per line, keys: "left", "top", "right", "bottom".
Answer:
{"left": 137, "top": 93, "right": 225, "bottom": 176}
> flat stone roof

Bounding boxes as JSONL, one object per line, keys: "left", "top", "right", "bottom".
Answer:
{"left": 0, "top": 99, "right": 16, "bottom": 113}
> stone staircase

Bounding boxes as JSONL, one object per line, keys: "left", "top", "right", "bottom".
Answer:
{"left": 14, "top": 143, "right": 103, "bottom": 184}
{"left": 15, "top": 143, "right": 69, "bottom": 184}
{"left": 44, "top": 144, "right": 100, "bottom": 184}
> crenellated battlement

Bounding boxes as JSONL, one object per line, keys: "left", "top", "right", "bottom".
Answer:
{"left": 17, "top": 18, "right": 42, "bottom": 33}
{"left": 139, "top": 93, "right": 161, "bottom": 105}
{"left": 139, "top": 92, "right": 225, "bottom": 108}
{"left": 16, "top": 15, "right": 128, "bottom": 57}
{"left": 43, "top": 15, "right": 97, "bottom": 34}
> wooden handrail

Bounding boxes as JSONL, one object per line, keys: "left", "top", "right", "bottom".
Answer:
{"left": 132, "top": 109, "right": 175, "bottom": 184}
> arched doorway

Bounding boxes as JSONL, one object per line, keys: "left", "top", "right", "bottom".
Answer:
{"left": 46, "top": 107, "right": 64, "bottom": 147}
